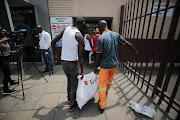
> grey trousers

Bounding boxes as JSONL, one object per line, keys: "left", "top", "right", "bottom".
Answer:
{"left": 61, "top": 62, "right": 79, "bottom": 105}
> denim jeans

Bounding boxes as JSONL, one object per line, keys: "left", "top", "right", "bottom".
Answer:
{"left": 41, "top": 48, "right": 53, "bottom": 72}
{"left": 61, "top": 62, "right": 79, "bottom": 105}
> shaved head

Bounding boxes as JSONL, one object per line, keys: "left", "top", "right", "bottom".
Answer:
{"left": 98, "top": 20, "right": 108, "bottom": 34}
{"left": 36, "top": 25, "right": 43, "bottom": 33}
{"left": 98, "top": 20, "right": 107, "bottom": 27}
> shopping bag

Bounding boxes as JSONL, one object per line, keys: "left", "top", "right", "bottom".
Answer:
{"left": 89, "top": 51, "right": 94, "bottom": 64}
{"left": 76, "top": 72, "right": 98, "bottom": 109}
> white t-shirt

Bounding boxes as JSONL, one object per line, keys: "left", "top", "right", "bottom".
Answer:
{"left": 39, "top": 30, "right": 51, "bottom": 50}
{"left": 61, "top": 26, "right": 80, "bottom": 61}
{"left": 84, "top": 34, "right": 93, "bottom": 51}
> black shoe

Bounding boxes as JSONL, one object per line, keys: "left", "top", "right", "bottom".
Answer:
{"left": 69, "top": 102, "right": 78, "bottom": 112}
{"left": 2, "top": 89, "right": 16, "bottom": 95}
{"left": 98, "top": 105, "right": 104, "bottom": 114}
{"left": 10, "top": 81, "right": 18, "bottom": 87}
{"left": 49, "top": 71, "right": 53, "bottom": 76}
{"left": 42, "top": 70, "right": 49, "bottom": 73}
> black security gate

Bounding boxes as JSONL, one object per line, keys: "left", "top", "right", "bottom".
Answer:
{"left": 119, "top": 0, "right": 180, "bottom": 119}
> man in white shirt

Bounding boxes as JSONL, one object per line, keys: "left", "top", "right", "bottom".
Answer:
{"left": 36, "top": 25, "right": 53, "bottom": 76}
{"left": 51, "top": 17, "right": 85, "bottom": 112}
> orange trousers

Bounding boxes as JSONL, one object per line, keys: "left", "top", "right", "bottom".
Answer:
{"left": 98, "top": 67, "right": 118, "bottom": 109}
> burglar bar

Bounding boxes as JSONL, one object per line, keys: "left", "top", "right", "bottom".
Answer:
{"left": 119, "top": 0, "right": 180, "bottom": 119}
{"left": 124, "top": 0, "right": 130, "bottom": 38}
{"left": 122, "top": 6, "right": 175, "bottom": 23}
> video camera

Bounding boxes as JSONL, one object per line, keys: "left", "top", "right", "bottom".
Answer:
{"left": 5, "top": 29, "right": 27, "bottom": 46}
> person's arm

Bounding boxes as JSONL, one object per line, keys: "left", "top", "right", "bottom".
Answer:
{"left": 94, "top": 53, "right": 101, "bottom": 73}
{"left": 86, "top": 35, "right": 93, "bottom": 49}
{"left": 125, "top": 41, "right": 138, "bottom": 55}
{"left": 0, "top": 37, "right": 8, "bottom": 43}
{"left": 45, "top": 32, "right": 52, "bottom": 50}
{"left": 51, "top": 29, "right": 65, "bottom": 55}
{"left": 118, "top": 34, "right": 138, "bottom": 55}
{"left": 75, "top": 32, "right": 84, "bottom": 79}
{"left": 93, "top": 37, "right": 102, "bottom": 73}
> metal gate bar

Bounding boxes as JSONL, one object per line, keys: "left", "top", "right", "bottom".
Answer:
{"left": 119, "top": 0, "right": 180, "bottom": 118}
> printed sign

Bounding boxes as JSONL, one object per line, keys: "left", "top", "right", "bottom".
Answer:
{"left": 50, "top": 17, "right": 73, "bottom": 47}
{"left": 149, "top": 3, "right": 174, "bottom": 17}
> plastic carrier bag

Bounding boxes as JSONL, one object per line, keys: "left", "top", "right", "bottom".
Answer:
{"left": 129, "top": 100, "right": 156, "bottom": 118}
{"left": 89, "top": 51, "right": 94, "bottom": 64}
{"left": 76, "top": 72, "right": 98, "bottom": 109}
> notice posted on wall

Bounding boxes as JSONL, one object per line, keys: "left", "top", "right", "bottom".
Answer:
{"left": 50, "top": 17, "right": 73, "bottom": 47}
{"left": 149, "top": 3, "right": 174, "bottom": 17}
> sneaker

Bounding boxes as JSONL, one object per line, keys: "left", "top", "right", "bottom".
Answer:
{"left": 98, "top": 105, "right": 104, "bottom": 114}
{"left": 69, "top": 102, "right": 77, "bottom": 112}
{"left": 10, "top": 81, "right": 18, "bottom": 87}
{"left": 2, "top": 89, "right": 16, "bottom": 95}
{"left": 49, "top": 71, "right": 53, "bottom": 76}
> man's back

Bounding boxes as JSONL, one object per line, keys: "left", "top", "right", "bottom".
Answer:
{"left": 97, "top": 30, "right": 119, "bottom": 69}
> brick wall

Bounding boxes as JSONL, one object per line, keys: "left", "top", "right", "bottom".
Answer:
{"left": 48, "top": 0, "right": 73, "bottom": 17}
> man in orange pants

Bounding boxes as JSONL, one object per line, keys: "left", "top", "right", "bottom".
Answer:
{"left": 94, "top": 20, "right": 138, "bottom": 113}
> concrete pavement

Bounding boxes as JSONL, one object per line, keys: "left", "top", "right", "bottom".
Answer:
{"left": 0, "top": 63, "right": 178, "bottom": 120}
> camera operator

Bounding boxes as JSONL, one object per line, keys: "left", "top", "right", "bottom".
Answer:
{"left": 0, "top": 28, "right": 18, "bottom": 95}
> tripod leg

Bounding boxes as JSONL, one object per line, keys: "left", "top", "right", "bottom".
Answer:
{"left": 18, "top": 67, "right": 20, "bottom": 85}
{"left": 17, "top": 56, "right": 20, "bottom": 85}
{"left": 20, "top": 69, "right": 25, "bottom": 100}
{"left": 32, "top": 62, "right": 48, "bottom": 83}
{"left": 18, "top": 53, "right": 25, "bottom": 100}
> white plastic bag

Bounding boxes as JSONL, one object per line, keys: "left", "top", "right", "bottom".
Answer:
{"left": 76, "top": 72, "right": 98, "bottom": 109}
{"left": 129, "top": 100, "right": 156, "bottom": 118}
{"left": 89, "top": 51, "right": 94, "bottom": 64}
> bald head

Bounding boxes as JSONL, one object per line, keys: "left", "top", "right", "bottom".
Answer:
{"left": 98, "top": 20, "right": 108, "bottom": 34}
{"left": 36, "top": 25, "right": 42, "bottom": 33}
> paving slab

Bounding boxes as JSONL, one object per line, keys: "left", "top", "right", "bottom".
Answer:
{"left": 57, "top": 93, "right": 68, "bottom": 108}
{"left": 25, "top": 83, "right": 48, "bottom": 95}
{"left": 54, "top": 106, "right": 79, "bottom": 120}
{"left": 79, "top": 99, "right": 107, "bottom": 120}
{"left": 1, "top": 63, "right": 178, "bottom": 120}
{"left": 28, "top": 108, "right": 55, "bottom": 120}
{"left": 2, "top": 111, "right": 32, "bottom": 120}
{"left": 0, "top": 96, "right": 19, "bottom": 113}
{"left": 34, "top": 93, "right": 61, "bottom": 109}
{"left": 44, "top": 83, "right": 66, "bottom": 94}
{"left": 114, "top": 69, "right": 178, "bottom": 120}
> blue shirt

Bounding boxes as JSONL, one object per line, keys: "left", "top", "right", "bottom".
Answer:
{"left": 96, "top": 30, "right": 127, "bottom": 69}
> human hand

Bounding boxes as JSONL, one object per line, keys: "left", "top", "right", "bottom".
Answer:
{"left": 135, "top": 50, "right": 138, "bottom": 56}
{"left": 13, "top": 50, "right": 17, "bottom": 53}
{"left": 41, "top": 49, "right": 45, "bottom": 54}
{"left": 54, "top": 55, "right": 58, "bottom": 62}
{"left": 77, "top": 73, "right": 84, "bottom": 80}
{"left": 0, "top": 37, "right": 8, "bottom": 43}
{"left": 93, "top": 67, "right": 99, "bottom": 73}
{"left": 80, "top": 73, "right": 84, "bottom": 80}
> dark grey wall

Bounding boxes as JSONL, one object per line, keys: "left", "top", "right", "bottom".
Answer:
{"left": 0, "top": 0, "right": 11, "bottom": 32}
{"left": 27, "top": 0, "right": 51, "bottom": 33}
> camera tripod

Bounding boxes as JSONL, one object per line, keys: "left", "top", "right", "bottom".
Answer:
{"left": 16, "top": 47, "right": 25, "bottom": 100}
{"left": 31, "top": 46, "right": 48, "bottom": 83}
{"left": 16, "top": 46, "right": 48, "bottom": 100}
